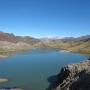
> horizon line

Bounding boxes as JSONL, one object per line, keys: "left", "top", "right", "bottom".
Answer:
{"left": 0, "top": 30, "right": 90, "bottom": 39}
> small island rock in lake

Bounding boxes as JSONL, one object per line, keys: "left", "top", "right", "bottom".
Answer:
{"left": 48, "top": 59, "right": 90, "bottom": 90}
{"left": 0, "top": 78, "right": 8, "bottom": 83}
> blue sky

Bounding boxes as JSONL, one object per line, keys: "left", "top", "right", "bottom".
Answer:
{"left": 0, "top": 0, "right": 90, "bottom": 38}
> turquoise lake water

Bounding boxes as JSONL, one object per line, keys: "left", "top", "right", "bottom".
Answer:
{"left": 0, "top": 49, "right": 87, "bottom": 90}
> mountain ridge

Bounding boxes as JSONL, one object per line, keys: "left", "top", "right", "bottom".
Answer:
{"left": 0, "top": 31, "right": 90, "bottom": 55}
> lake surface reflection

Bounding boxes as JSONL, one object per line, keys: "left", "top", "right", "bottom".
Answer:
{"left": 0, "top": 49, "right": 87, "bottom": 90}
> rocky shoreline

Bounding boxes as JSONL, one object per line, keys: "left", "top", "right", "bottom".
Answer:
{"left": 47, "top": 59, "right": 90, "bottom": 90}
{"left": 0, "top": 87, "right": 23, "bottom": 90}
{"left": 0, "top": 55, "right": 8, "bottom": 59}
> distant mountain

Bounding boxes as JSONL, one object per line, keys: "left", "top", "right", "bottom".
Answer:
{"left": 39, "top": 35, "right": 90, "bottom": 54}
{"left": 0, "top": 31, "right": 40, "bottom": 53}
{"left": 0, "top": 31, "right": 40, "bottom": 45}
{"left": 40, "top": 35, "right": 90, "bottom": 43}
{"left": 0, "top": 32, "right": 18, "bottom": 43}
{"left": 0, "top": 31, "right": 90, "bottom": 54}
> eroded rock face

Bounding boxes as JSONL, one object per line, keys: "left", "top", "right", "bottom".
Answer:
{"left": 52, "top": 60, "right": 90, "bottom": 90}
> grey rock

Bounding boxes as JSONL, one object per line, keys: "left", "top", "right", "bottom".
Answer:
{"left": 50, "top": 60, "right": 90, "bottom": 90}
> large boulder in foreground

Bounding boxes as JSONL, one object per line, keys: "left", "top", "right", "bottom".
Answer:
{"left": 50, "top": 60, "right": 90, "bottom": 90}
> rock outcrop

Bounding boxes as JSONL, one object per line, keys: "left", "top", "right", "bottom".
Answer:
{"left": 48, "top": 60, "right": 90, "bottom": 90}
